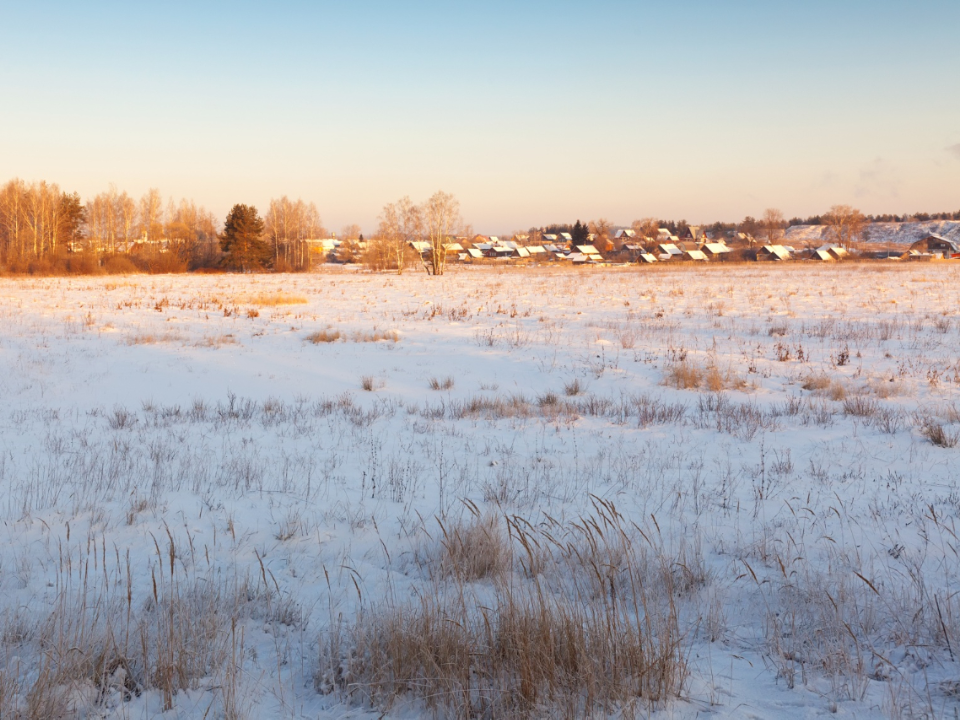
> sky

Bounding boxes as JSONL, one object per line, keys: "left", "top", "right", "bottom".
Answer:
{"left": 2, "top": 0, "right": 959, "bottom": 234}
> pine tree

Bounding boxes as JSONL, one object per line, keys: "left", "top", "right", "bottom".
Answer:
{"left": 571, "top": 219, "right": 589, "bottom": 248}
{"left": 220, "top": 204, "right": 270, "bottom": 272}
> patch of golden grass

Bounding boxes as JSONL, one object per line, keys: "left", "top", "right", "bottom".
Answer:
{"left": 802, "top": 373, "right": 854, "bottom": 401}
{"left": 306, "top": 329, "right": 342, "bottom": 343}
{"left": 664, "top": 360, "right": 746, "bottom": 391}
{"left": 353, "top": 329, "right": 399, "bottom": 343}
{"left": 238, "top": 292, "right": 308, "bottom": 306}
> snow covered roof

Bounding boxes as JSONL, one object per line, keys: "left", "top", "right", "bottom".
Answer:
{"left": 559, "top": 232, "right": 573, "bottom": 241}
{"left": 814, "top": 249, "right": 834, "bottom": 261}
{"left": 762, "top": 245, "right": 791, "bottom": 260}
{"left": 515, "top": 247, "right": 530, "bottom": 258}
{"left": 703, "top": 242, "right": 731, "bottom": 255}
{"left": 658, "top": 243, "right": 682, "bottom": 255}
{"left": 615, "top": 229, "right": 637, "bottom": 239}
{"left": 467, "top": 248, "right": 483, "bottom": 258}
{"left": 543, "top": 234, "right": 558, "bottom": 241}
{"left": 638, "top": 253, "right": 658, "bottom": 263}
{"left": 527, "top": 245, "right": 546, "bottom": 254}
{"left": 443, "top": 243, "right": 463, "bottom": 252}
{"left": 576, "top": 245, "right": 601, "bottom": 255}
{"left": 409, "top": 241, "right": 432, "bottom": 253}
{"left": 685, "top": 250, "right": 708, "bottom": 261}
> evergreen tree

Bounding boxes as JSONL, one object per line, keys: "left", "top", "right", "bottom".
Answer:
{"left": 220, "top": 204, "right": 270, "bottom": 272}
{"left": 571, "top": 219, "right": 588, "bottom": 248}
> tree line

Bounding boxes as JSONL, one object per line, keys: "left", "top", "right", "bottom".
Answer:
{"left": 0, "top": 178, "right": 327, "bottom": 274}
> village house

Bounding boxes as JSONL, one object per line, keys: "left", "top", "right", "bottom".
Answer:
{"left": 759, "top": 245, "right": 792, "bottom": 261}
{"left": 909, "top": 234, "right": 960, "bottom": 258}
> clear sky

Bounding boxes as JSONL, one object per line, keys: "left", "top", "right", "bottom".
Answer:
{"left": 2, "top": 1, "right": 958, "bottom": 233}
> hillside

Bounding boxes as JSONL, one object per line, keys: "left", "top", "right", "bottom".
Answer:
{"left": 785, "top": 219, "right": 960, "bottom": 246}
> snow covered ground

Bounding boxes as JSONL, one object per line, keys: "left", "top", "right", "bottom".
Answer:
{"left": 1, "top": 263, "right": 959, "bottom": 719}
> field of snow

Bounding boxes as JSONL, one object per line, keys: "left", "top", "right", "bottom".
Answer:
{"left": 1, "top": 263, "right": 960, "bottom": 719}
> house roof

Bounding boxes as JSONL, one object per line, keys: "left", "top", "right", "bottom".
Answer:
{"left": 762, "top": 245, "right": 791, "bottom": 260}
{"left": 576, "top": 245, "right": 601, "bottom": 255}
{"left": 615, "top": 229, "right": 637, "bottom": 239}
{"left": 467, "top": 248, "right": 483, "bottom": 258}
{"left": 703, "top": 242, "right": 731, "bottom": 254}
{"left": 515, "top": 247, "right": 530, "bottom": 258}
{"left": 527, "top": 245, "right": 546, "bottom": 254}
{"left": 638, "top": 253, "right": 658, "bottom": 263}
{"left": 543, "top": 234, "right": 558, "bottom": 241}
{"left": 658, "top": 243, "right": 682, "bottom": 255}
{"left": 685, "top": 250, "right": 708, "bottom": 261}
{"left": 559, "top": 232, "right": 573, "bottom": 241}
{"left": 814, "top": 249, "right": 834, "bottom": 261}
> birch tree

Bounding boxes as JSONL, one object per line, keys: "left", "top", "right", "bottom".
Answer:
{"left": 422, "top": 191, "right": 461, "bottom": 276}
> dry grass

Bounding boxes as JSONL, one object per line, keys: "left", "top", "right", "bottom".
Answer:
{"left": 801, "top": 373, "right": 831, "bottom": 391}
{"left": 306, "top": 328, "right": 342, "bottom": 343}
{"left": 563, "top": 378, "right": 586, "bottom": 396}
{"left": 195, "top": 334, "right": 237, "bottom": 348}
{"left": 320, "top": 500, "right": 688, "bottom": 717}
{"left": 125, "top": 331, "right": 185, "bottom": 345}
{"left": 435, "top": 511, "right": 510, "bottom": 582}
{"left": 920, "top": 421, "right": 959, "bottom": 448}
{"left": 353, "top": 329, "right": 399, "bottom": 343}
{"left": 663, "top": 360, "right": 746, "bottom": 392}
{"left": 842, "top": 395, "right": 879, "bottom": 418}
{"left": 305, "top": 328, "right": 399, "bottom": 344}
{"left": 802, "top": 373, "right": 848, "bottom": 400}
{"left": 428, "top": 375, "right": 455, "bottom": 391}
{"left": 238, "top": 291, "right": 308, "bottom": 306}
{"left": 0, "top": 531, "right": 273, "bottom": 719}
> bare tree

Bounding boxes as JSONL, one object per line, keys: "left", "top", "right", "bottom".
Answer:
{"left": 0, "top": 179, "right": 26, "bottom": 263}
{"left": 589, "top": 218, "right": 614, "bottom": 252}
{"left": 138, "top": 189, "right": 164, "bottom": 243}
{"left": 373, "top": 196, "right": 423, "bottom": 274}
{"left": 422, "top": 191, "right": 461, "bottom": 276}
{"left": 761, "top": 208, "right": 785, "bottom": 244}
{"left": 265, "top": 197, "right": 325, "bottom": 270}
{"left": 631, "top": 217, "right": 660, "bottom": 244}
{"left": 823, "top": 204, "right": 866, "bottom": 248}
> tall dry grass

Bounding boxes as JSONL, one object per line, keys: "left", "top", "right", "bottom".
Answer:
{"left": 319, "top": 499, "right": 690, "bottom": 718}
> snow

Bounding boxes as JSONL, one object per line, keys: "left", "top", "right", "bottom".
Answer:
{"left": 1, "top": 264, "right": 960, "bottom": 718}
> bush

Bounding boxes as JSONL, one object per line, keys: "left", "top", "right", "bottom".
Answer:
{"left": 102, "top": 254, "right": 141, "bottom": 274}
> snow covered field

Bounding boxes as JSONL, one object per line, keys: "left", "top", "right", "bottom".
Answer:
{"left": 1, "top": 263, "right": 959, "bottom": 719}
